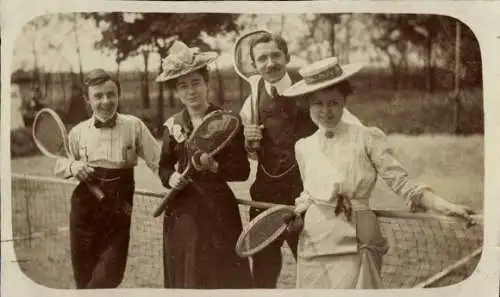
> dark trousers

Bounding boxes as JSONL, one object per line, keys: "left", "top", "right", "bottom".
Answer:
{"left": 69, "top": 169, "right": 134, "bottom": 289}
{"left": 249, "top": 165, "right": 303, "bottom": 288}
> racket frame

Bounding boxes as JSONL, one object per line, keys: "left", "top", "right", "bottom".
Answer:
{"left": 32, "top": 108, "right": 105, "bottom": 201}
{"left": 232, "top": 30, "right": 271, "bottom": 151}
{"left": 152, "top": 110, "right": 242, "bottom": 217}
{"left": 32, "top": 108, "right": 71, "bottom": 159}
{"left": 235, "top": 205, "right": 295, "bottom": 257}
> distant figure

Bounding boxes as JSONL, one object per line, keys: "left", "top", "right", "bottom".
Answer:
{"left": 66, "top": 83, "right": 91, "bottom": 129}
{"left": 21, "top": 84, "right": 45, "bottom": 127}
{"left": 10, "top": 83, "right": 25, "bottom": 130}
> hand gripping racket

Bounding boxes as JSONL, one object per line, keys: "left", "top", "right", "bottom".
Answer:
{"left": 32, "top": 108, "right": 105, "bottom": 200}
{"left": 233, "top": 29, "right": 271, "bottom": 152}
{"left": 152, "top": 110, "right": 242, "bottom": 217}
{"left": 235, "top": 204, "right": 296, "bottom": 257}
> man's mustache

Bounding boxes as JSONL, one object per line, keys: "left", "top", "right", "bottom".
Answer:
{"left": 265, "top": 65, "right": 282, "bottom": 73}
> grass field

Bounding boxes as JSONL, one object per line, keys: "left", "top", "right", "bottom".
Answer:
{"left": 9, "top": 134, "right": 484, "bottom": 289}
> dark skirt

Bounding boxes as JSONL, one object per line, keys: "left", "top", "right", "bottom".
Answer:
{"left": 162, "top": 181, "right": 252, "bottom": 289}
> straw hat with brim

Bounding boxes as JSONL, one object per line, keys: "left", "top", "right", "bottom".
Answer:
{"left": 156, "top": 41, "right": 219, "bottom": 83}
{"left": 282, "top": 57, "right": 363, "bottom": 98}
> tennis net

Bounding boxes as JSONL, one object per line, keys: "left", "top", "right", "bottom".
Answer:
{"left": 10, "top": 173, "right": 483, "bottom": 289}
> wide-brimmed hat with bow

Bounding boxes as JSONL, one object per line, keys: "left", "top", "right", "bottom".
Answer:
{"left": 282, "top": 57, "right": 363, "bottom": 97}
{"left": 155, "top": 41, "right": 219, "bottom": 82}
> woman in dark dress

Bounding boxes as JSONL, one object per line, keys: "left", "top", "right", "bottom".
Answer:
{"left": 156, "top": 41, "right": 252, "bottom": 289}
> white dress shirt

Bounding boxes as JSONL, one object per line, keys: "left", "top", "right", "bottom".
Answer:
{"left": 54, "top": 113, "right": 161, "bottom": 178}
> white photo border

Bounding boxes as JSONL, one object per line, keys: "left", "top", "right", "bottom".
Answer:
{"left": 2, "top": 1, "right": 499, "bottom": 297}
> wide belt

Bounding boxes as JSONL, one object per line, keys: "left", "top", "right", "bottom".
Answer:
{"left": 91, "top": 167, "right": 134, "bottom": 183}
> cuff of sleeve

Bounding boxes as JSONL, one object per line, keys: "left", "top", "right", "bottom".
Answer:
{"left": 54, "top": 158, "right": 76, "bottom": 179}
{"left": 407, "top": 186, "right": 433, "bottom": 212}
{"left": 295, "top": 191, "right": 313, "bottom": 213}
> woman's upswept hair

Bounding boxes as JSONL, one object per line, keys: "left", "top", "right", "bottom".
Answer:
{"left": 166, "top": 66, "right": 210, "bottom": 90}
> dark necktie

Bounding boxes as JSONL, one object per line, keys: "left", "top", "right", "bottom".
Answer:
{"left": 325, "top": 130, "right": 334, "bottom": 139}
{"left": 94, "top": 114, "right": 117, "bottom": 129}
{"left": 270, "top": 86, "right": 279, "bottom": 98}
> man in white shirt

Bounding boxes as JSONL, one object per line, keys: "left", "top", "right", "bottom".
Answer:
{"left": 238, "top": 32, "right": 363, "bottom": 288}
{"left": 54, "top": 69, "right": 160, "bottom": 289}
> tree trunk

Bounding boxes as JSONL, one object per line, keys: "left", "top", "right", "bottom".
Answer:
{"left": 31, "top": 38, "right": 40, "bottom": 87}
{"left": 344, "top": 16, "right": 352, "bottom": 63}
{"left": 72, "top": 13, "right": 84, "bottom": 84}
{"left": 280, "top": 14, "right": 285, "bottom": 35}
{"left": 157, "top": 60, "right": 165, "bottom": 136}
{"left": 141, "top": 50, "right": 150, "bottom": 109}
{"left": 389, "top": 58, "right": 399, "bottom": 91}
{"left": 116, "top": 61, "right": 121, "bottom": 79}
{"left": 453, "top": 20, "right": 462, "bottom": 134}
{"left": 329, "top": 16, "right": 336, "bottom": 56}
{"left": 214, "top": 60, "right": 225, "bottom": 106}
{"left": 425, "top": 33, "right": 434, "bottom": 93}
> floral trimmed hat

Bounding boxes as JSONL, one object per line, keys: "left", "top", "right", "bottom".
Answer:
{"left": 155, "top": 40, "right": 219, "bottom": 83}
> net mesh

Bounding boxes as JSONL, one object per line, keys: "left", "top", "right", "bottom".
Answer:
{"left": 10, "top": 174, "right": 483, "bottom": 289}
{"left": 32, "top": 111, "right": 68, "bottom": 157}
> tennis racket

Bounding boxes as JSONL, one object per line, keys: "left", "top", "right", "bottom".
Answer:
{"left": 32, "top": 108, "right": 105, "bottom": 201}
{"left": 152, "top": 110, "right": 242, "bottom": 217}
{"left": 235, "top": 204, "right": 296, "bottom": 257}
{"left": 235, "top": 199, "right": 484, "bottom": 225}
{"left": 233, "top": 30, "right": 271, "bottom": 151}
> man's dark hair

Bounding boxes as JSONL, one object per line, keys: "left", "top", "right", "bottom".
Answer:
{"left": 249, "top": 33, "right": 289, "bottom": 65}
{"left": 83, "top": 68, "right": 121, "bottom": 96}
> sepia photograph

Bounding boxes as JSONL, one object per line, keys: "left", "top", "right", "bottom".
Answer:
{"left": 2, "top": 4, "right": 496, "bottom": 295}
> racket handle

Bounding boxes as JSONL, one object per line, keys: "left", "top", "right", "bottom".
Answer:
{"left": 248, "top": 140, "right": 260, "bottom": 150}
{"left": 85, "top": 182, "right": 105, "bottom": 201}
{"left": 153, "top": 188, "right": 181, "bottom": 218}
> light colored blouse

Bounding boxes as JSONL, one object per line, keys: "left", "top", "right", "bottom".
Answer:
{"left": 54, "top": 113, "right": 161, "bottom": 178}
{"left": 294, "top": 120, "right": 431, "bottom": 258}
{"left": 294, "top": 120, "right": 430, "bottom": 212}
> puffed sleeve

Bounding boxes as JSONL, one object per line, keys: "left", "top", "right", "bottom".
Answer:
{"left": 294, "top": 139, "right": 313, "bottom": 213}
{"left": 365, "top": 127, "right": 431, "bottom": 211}
{"left": 211, "top": 122, "right": 251, "bottom": 182}
{"left": 135, "top": 118, "right": 161, "bottom": 175}
{"left": 158, "top": 119, "right": 179, "bottom": 189}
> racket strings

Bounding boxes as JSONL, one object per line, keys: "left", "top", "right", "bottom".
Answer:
{"left": 188, "top": 115, "right": 239, "bottom": 154}
{"left": 33, "top": 112, "right": 67, "bottom": 157}
{"left": 237, "top": 208, "right": 293, "bottom": 256}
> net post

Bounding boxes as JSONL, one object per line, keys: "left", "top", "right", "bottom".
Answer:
{"left": 24, "top": 189, "right": 33, "bottom": 248}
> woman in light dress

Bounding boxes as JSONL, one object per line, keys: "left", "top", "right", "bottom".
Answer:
{"left": 282, "top": 57, "right": 476, "bottom": 289}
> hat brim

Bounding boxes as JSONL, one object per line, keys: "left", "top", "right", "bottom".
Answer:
{"left": 282, "top": 63, "right": 363, "bottom": 97}
{"left": 155, "top": 52, "right": 219, "bottom": 83}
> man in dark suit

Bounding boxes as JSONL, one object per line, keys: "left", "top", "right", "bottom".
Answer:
{"left": 239, "top": 32, "right": 362, "bottom": 288}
